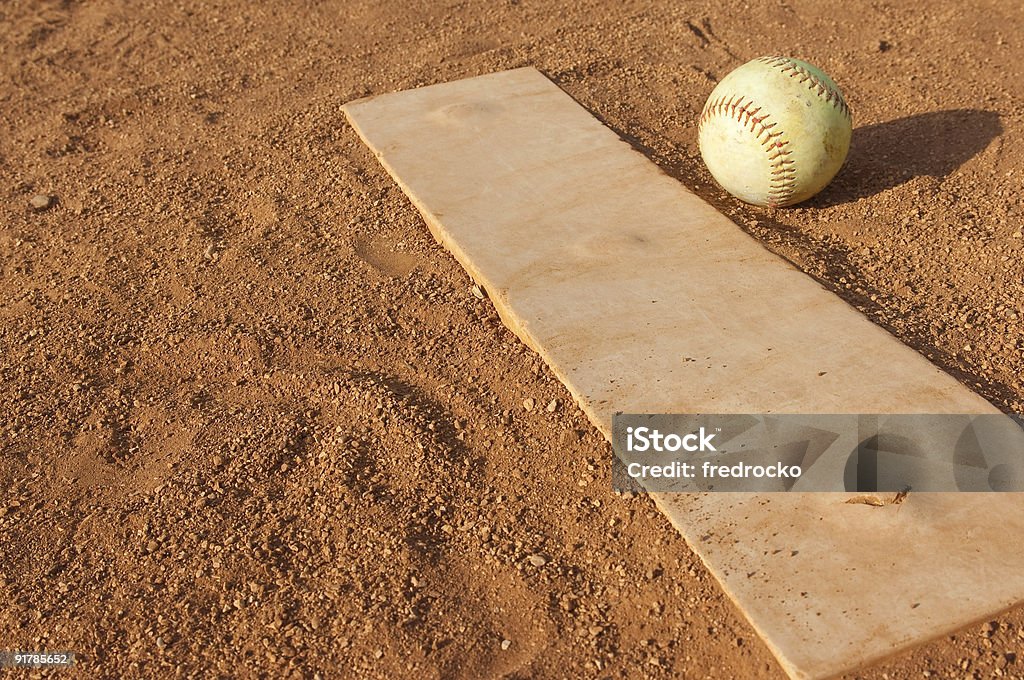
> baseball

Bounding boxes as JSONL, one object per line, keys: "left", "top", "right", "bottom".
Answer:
{"left": 697, "top": 56, "right": 852, "bottom": 207}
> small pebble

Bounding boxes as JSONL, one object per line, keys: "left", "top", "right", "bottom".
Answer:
{"left": 546, "top": 399, "right": 559, "bottom": 412}
{"left": 29, "top": 194, "right": 54, "bottom": 211}
{"left": 522, "top": 398, "right": 535, "bottom": 411}
{"left": 470, "top": 285, "right": 486, "bottom": 300}
{"left": 527, "top": 554, "right": 547, "bottom": 567}
{"left": 500, "top": 639, "right": 511, "bottom": 650}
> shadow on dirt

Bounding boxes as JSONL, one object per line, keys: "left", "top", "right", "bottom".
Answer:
{"left": 810, "top": 109, "right": 1002, "bottom": 207}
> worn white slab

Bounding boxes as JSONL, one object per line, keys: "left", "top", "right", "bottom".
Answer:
{"left": 343, "top": 67, "right": 1024, "bottom": 679}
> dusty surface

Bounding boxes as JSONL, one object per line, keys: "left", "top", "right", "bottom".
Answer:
{"left": 1, "top": 1, "right": 1022, "bottom": 678}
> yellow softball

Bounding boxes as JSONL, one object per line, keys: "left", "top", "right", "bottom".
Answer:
{"left": 697, "top": 56, "right": 853, "bottom": 207}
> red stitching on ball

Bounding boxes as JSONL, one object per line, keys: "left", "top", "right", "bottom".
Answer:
{"left": 699, "top": 93, "right": 799, "bottom": 206}
{"left": 700, "top": 95, "right": 779, "bottom": 143}
{"left": 756, "top": 56, "right": 852, "bottom": 119}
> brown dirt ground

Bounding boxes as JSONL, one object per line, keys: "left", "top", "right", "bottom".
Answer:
{"left": 2, "top": 0, "right": 1023, "bottom": 678}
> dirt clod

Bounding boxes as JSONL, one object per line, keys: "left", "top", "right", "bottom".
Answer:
{"left": 28, "top": 194, "right": 53, "bottom": 211}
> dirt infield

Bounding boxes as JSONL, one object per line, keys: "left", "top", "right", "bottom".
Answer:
{"left": 1, "top": 1, "right": 1022, "bottom": 678}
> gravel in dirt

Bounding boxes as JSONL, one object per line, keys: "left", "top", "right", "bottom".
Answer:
{"left": 1, "top": 0, "right": 1023, "bottom": 678}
